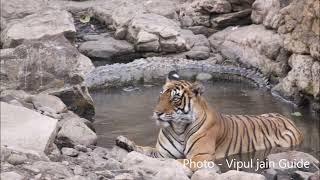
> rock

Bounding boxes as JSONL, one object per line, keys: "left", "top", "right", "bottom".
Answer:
{"left": 263, "top": 168, "right": 278, "bottom": 180}
{"left": 194, "top": 0, "right": 232, "bottom": 14}
{"left": 251, "top": 0, "right": 287, "bottom": 29}
{"left": 179, "top": 1, "right": 211, "bottom": 27}
{"left": 7, "top": 154, "right": 28, "bottom": 165}
{"left": 111, "top": 0, "right": 146, "bottom": 28}
{"left": 211, "top": 9, "right": 252, "bottom": 29}
{"left": 179, "top": 30, "right": 211, "bottom": 60}
{"left": 277, "top": 0, "right": 320, "bottom": 59}
{"left": 108, "top": 146, "right": 129, "bottom": 162}
{"left": 1, "top": 10, "right": 75, "bottom": 48}
{"left": 61, "top": 147, "right": 79, "bottom": 157}
{"left": 309, "top": 172, "right": 320, "bottom": 180}
{"left": 187, "top": 26, "right": 217, "bottom": 37}
{"left": 56, "top": 117, "right": 97, "bottom": 147}
{"left": 31, "top": 94, "right": 67, "bottom": 115}
{"left": 267, "top": 151, "right": 319, "bottom": 173}
{"left": 122, "top": 151, "right": 192, "bottom": 180}
{"left": 74, "top": 145, "right": 88, "bottom": 153}
{"left": 62, "top": 161, "right": 70, "bottom": 166}
{"left": 196, "top": 73, "right": 213, "bottom": 81}
{"left": 0, "top": 35, "right": 94, "bottom": 92}
{"left": 78, "top": 36, "right": 135, "bottom": 60}
{"left": 0, "top": 90, "right": 31, "bottom": 102}
{"left": 31, "top": 161, "right": 73, "bottom": 179}
{"left": 95, "top": 170, "right": 115, "bottom": 179}
{"left": 293, "top": 171, "right": 315, "bottom": 180}
{"left": 22, "top": 165, "right": 41, "bottom": 174}
{"left": 114, "top": 173, "right": 135, "bottom": 180}
{"left": 92, "top": 146, "right": 109, "bottom": 156}
{"left": 65, "top": 175, "right": 88, "bottom": 180}
{"left": 126, "top": 13, "right": 188, "bottom": 53}
{"left": 0, "top": 90, "right": 34, "bottom": 109}
{"left": 143, "top": 0, "right": 180, "bottom": 19}
{"left": 184, "top": 46, "right": 211, "bottom": 60}
{"left": 272, "top": 54, "right": 320, "bottom": 102}
{"left": 209, "top": 24, "right": 289, "bottom": 77}
{"left": 49, "top": 85, "right": 95, "bottom": 120}
{"left": 218, "top": 170, "right": 266, "bottom": 180}
{"left": 0, "top": 102, "right": 58, "bottom": 155}
{"left": 73, "top": 165, "right": 84, "bottom": 175}
{"left": 191, "top": 168, "right": 220, "bottom": 180}
{"left": 88, "top": 151, "right": 121, "bottom": 170}
{"left": 0, "top": 0, "right": 47, "bottom": 21}
{"left": 229, "top": 0, "right": 255, "bottom": 11}
{"left": 0, "top": 171, "right": 24, "bottom": 180}
{"left": 1, "top": 147, "right": 12, "bottom": 162}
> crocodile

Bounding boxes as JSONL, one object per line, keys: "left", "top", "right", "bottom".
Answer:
{"left": 84, "top": 57, "right": 270, "bottom": 90}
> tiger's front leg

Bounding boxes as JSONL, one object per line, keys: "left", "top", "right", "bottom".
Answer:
{"left": 177, "top": 131, "right": 217, "bottom": 172}
{"left": 116, "top": 136, "right": 164, "bottom": 158}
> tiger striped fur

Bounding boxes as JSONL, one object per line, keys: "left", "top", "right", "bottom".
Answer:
{"left": 116, "top": 71, "right": 303, "bottom": 171}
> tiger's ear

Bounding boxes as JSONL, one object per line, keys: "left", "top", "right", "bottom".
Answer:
{"left": 166, "top": 71, "right": 180, "bottom": 82}
{"left": 191, "top": 82, "right": 205, "bottom": 96}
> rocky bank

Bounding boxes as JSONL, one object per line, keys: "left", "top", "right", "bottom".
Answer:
{"left": 1, "top": 0, "right": 320, "bottom": 180}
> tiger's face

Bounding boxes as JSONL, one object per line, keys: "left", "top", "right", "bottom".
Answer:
{"left": 153, "top": 71, "right": 204, "bottom": 127}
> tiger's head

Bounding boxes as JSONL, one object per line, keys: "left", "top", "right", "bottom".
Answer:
{"left": 153, "top": 71, "right": 206, "bottom": 128}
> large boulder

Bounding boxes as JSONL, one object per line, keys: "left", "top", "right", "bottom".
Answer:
{"left": 193, "top": 0, "right": 232, "bottom": 14}
{"left": 0, "top": 102, "right": 58, "bottom": 155}
{"left": 0, "top": 35, "right": 94, "bottom": 92}
{"left": 272, "top": 54, "right": 320, "bottom": 102}
{"left": 251, "top": 0, "right": 289, "bottom": 29}
{"left": 211, "top": 9, "right": 252, "bottom": 29}
{"left": 127, "top": 13, "right": 188, "bottom": 53}
{"left": 48, "top": 85, "right": 95, "bottom": 121}
{"left": 0, "top": 0, "right": 48, "bottom": 21}
{"left": 143, "top": 0, "right": 181, "bottom": 19}
{"left": 0, "top": 172, "right": 24, "bottom": 180}
{"left": 78, "top": 35, "right": 136, "bottom": 61}
{"left": 1, "top": 10, "right": 76, "bottom": 48}
{"left": 278, "top": 0, "right": 320, "bottom": 60}
{"left": 31, "top": 94, "right": 67, "bottom": 115}
{"left": 122, "top": 151, "right": 192, "bottom": 180}
{"left": 209, "top": 24, "right": 290, "bottom": 78}
{"left": 56, "top": 117, "right": 97, "bottom": 148}
{"left": 178, "top": 29, "right": 211, "bottom": 60}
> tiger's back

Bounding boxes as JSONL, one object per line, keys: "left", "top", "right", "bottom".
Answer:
{"left": 215, "top": 113, "right": 303, "bottom": 159}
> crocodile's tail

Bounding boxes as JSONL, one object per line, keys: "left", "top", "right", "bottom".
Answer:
{"left": 202, "top": 64, "right": 271, "bottom": 89}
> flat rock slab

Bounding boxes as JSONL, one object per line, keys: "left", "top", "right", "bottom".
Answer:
{"left": 78, "top": 36, "right": 135, "bottom": 59}
{"left": 0, "top": 102, "right": 58, "bottom": 155}
{"left": 1, "top": 9, "right": 75, "bottom": 48}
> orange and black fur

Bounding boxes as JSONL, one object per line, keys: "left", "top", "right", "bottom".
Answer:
{"left": 116, "top": 71, "right": 303, "bottom": 171}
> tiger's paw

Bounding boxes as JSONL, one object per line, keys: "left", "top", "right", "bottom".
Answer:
{"left": 116, "top": 135, "right": 137, "bottom": 152}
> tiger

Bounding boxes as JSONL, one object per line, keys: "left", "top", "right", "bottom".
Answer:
{"left": 116, "top": 71, "right": 303, "bottom": 171}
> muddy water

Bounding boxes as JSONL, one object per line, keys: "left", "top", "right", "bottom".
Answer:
{"left": 91, "top": 82, "right": 319, "bottom": 172}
